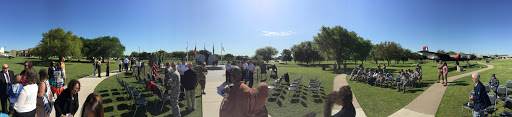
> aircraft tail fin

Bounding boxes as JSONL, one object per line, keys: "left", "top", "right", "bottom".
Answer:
{"left": 423, "top": 46, "right": 429, "bottom": 52}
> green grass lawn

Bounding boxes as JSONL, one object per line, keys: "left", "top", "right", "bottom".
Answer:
{"left": 437, "top": 59, "right": 512, "bottom": 117}
{"left": 344, "top": 60, "right": 487, "bottom": 117}
{"left": 0, "top": 57, "right": 119, "bottom": 84}
{"left": 94, "top": 72, "right": 202, "bottom": 117}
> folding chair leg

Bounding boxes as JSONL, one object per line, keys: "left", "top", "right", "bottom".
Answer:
{"left": 161, "top": 100, "right": 167, "bottom": 112}
{"left": 133, "top": 106, "right": 138, "bottom": 117}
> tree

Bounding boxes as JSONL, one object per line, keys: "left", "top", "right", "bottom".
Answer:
{"left": 224, "top": 54, "right": 235, "bottom": 61}
{"left": 170, "top": 51, "right": 187, "bottom": 59}
{"left": 281, "top": 49, "right": 293, "bottom": 64}
{"left": 447, "top": 51, "right": 456, "bottom": 54}
{"left": 235, "top": 55, "right": 248, "bottom": 61}
{"left": 81, "top": 36, "right": 125, "bottom": 59}
{"left": 291, "top": 41, "right": 323, "bottom": 65}
{"left": 255, "top": 46, "right": 279, "bottom": 63}
{"left": 314, "top": 26, "right": 363, "bottom": 70}
{"left": 31, "top": 28, "right": 82, "bottom": 59}
{"left": 130, "top": 52, "right": 139, "bottom": 58}
{"left": 351, "top": 38, "right": 372, "bottom": 64}
{"left": 375, "top": 41, "right": 402, "bottom": 66}
{"left": 437, "top": 49, "right": 446, "bottom": 54}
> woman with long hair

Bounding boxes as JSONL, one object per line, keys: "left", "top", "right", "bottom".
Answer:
{"left": 324, "top": 86, "right": 355, "bottom": 117}
{"left": 81, "top": 93, "right": 104, "bottom": 117}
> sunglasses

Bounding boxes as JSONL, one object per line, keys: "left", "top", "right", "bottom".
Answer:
{"left": 2, "top": 67, "right": 7, "bottom": 69}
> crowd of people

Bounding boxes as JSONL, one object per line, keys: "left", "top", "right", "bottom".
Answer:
{"left": 349, "top": 64, "right": 423, "bottom": 93}
{"left": 1, "top": 57, "right": 105, "bottom": 117}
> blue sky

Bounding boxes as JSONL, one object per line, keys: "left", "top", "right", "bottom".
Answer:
{"left": 1, "top": 0, "right": 511, "bottom": 56}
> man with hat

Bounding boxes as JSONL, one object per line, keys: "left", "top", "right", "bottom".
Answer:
{"left": 196, "top": 62, "right": 208, "bottom": 95}
{"left": 219, "top": 66, "right": 269, "bottom": 117}
{"left": 489, "top": 74, "right": 499, "bottom": 93}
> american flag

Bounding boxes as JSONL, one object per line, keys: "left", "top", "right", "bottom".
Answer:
{"left": 152, "top": 62, "right": 158, "bottom": 79}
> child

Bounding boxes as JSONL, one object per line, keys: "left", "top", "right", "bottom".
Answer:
{"left": 6, "top": 75, "right": 24, "bottom": 114}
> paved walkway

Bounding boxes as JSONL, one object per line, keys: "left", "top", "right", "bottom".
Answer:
{"left": 332, "top": 74, "right": 367, "bottom": 117}
{"left": 50, "top": 70, "right": 125, "bottom": 117}
{"left": 390, "top": 64, "right": 494, "bottom": 117}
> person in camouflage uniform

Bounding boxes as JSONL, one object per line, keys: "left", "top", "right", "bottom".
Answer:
{"left": 196, "top": 62, "right": 208, "bottom": 95}
{"left": 397, "top": 72, "right": 409, "bottom": 93}
{"left": 164, "top": 62, "right": 181, "bottom": 117}
{"left": 437, "top": 60, "right": 443, "bottom": 83}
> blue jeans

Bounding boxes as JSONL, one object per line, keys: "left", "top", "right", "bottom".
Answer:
{"left": 473, "top": 110, "right": 485, "bottom": 117}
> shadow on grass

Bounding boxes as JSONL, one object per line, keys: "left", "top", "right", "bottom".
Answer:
{"left": 277, "top": 100, "right": 283, "bottom": 107}
{"left": 101, "top": 93, "right": 110, "bottom": 97}
{"left": 290, "top": 99, "right": 300, "bottom": 103}
{"left": 104, "top": 106, "right": 114, "bottom": 112}
{"left": 116, "top": 97, "right": 127, "bottom": 101}
{"left": 408, "top": 89, "right": 425, "bottom": 93}
{"left": 117, "top": 104, "right": 130, "bottom": 110}
{"left": 314, "top": 99, "right": 324, "bottom": 103}
{"left": 301, "top": 101, "right": 308, "bottom": 107}
{"left": 120, "top": 106, "right": 149, "bottom": 117}
{"left": 103, "top": 99, "right": 113, "bottom": 104}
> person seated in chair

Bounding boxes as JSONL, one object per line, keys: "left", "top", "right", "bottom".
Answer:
{"left": 489, "top": 74, "right": 499, "bottom": 93}
{"left": 397, "top": 72, "right": 409, "bottom": 93}
{"left": 349, "top": 67, "right": 358, "bottom": 81}
{"left": 375, "top": 72, "right": 385, "bottom": 87}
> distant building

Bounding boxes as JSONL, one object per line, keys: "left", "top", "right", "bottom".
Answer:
{"left": 0, "top": 47, "right": 4, "bottom": 54}
{"left": 18, "top": 48, "right": 33, "bottom": 57}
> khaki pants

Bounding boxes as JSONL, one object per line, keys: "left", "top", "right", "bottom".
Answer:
{"left": 438, "top": 71, "right": 443, "bottom": 81}
{"left": 185, "top": 90, "right": 196, "bottom": 110}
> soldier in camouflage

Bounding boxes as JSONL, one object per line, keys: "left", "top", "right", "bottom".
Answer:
{"left": 165, "top": 62, "right": 181, "bottom": 117}
{"left": 196, "top": 62, "right": 208, "bottom": 95}
{"left": 437, "top": 60, "right": 444, "bottom": 83}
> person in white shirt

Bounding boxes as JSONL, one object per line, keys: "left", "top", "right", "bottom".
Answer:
{"left": 123, "top": 58, "right": 129, "bottom": 72}
{"left": 246, "top": 61, "right": 256, "bottom": 88}
{"left": 177, "top": 58, "right": 188, "bottom": 95}
{"left": 118, "top": 59, "right": 122, "bottom": 72}
{"left": 14, "top": 69, "right": 38, "bottom": 117}
{"left": 242, "top": 61, "right": 248, "bottom": 81}
{"left": 225, "top": 61, "right": 232, "bottom": 83}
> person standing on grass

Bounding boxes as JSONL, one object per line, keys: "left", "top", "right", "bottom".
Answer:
{"left": 183, "top": 63, "right": 197, "bottom": 111}
{"left": 437, "top": 60, "right": 443, "bottom": 84}
{"left": 52, "top": 63, "right": 66, "bottom": 97}
{"left": 470, "top": 73, "right": 491, "bottom": 117}
{"left": 7, "top": 75, "right": 23, "bottom": 115}
{"left": 13, "top": 69, "right": 38, "bottom": 117}
{"left": 1, "top": 64, "right": 15, "bottom": 114}
{"left": 36, "top": 69, "right": 53, "bottom": 117}
{"left": 442, "top": 63, "right": 448, "bottom": 86}
{"left": 178, "top": 58, "right": 189, "bottom": 95}
{"left": 225, "top": 61, "right": 232, "bottom": 83}
{"left": 196, "top": 62, "right": 208, "bottom": 95}
{"left": 54, "top": 79, "right": 80, "bottom": 117}
{"left": 48, "top": 61, "right": 56, "bottom": 87}
{"left": 246, "top": 61, "right": 255, "bottom": 88}
{"left": 20, "top": 61, "right": 35, "bottom": 85}
{"left": 93, "top": 59, "right": 97, "bottom": 76}
{"left": 118, "top": 59, "right": 122, "bottom": 72}
{"left": 219, "top": 66, "right": 269, "bottom": 117}
{"left": 106, "top": 58, "right": 110, "bottom": 77}
{"left": 489, "top": 74, "right": 499, "bottom": 93}
{"left": 97, "top": 59, "right": 102, "bottom": 78}
{"left": 166, "top": 62, "right": 181, "bottom": 117}
{"left": 124, "top": 57, "right": 129, "bottom": 72}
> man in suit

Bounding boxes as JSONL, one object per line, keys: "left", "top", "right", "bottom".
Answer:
{"left": 1, "top": 64, "right": 15, "bottom": 114}
{"left": 471, "top": 73, "right": 491, "bottom": 117}
{"left": 183, "top": 63, "right": 197, "bottom": 111}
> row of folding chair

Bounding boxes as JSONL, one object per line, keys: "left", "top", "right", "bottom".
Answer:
{"left": 116, "top": 76, "right": 149, "bottom": 117}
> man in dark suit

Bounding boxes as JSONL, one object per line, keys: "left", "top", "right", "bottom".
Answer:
{"left": 183, "top": 63, "right": 197, "bottom": 111}
{"left": 1, "top": 64, "right": 15, "bottom": 113}
{"left": 470, "top": 73, "right": 491, "bottom": 117}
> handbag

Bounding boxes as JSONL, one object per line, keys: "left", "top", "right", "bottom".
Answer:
{"left": 42, "top": 81, "right": 53, "bottom": 113}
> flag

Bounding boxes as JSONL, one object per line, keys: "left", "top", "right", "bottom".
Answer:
{"left": 152, "top": 62, "right": 159, "bottom": 79}
{"left": 186, "top": 41, "right": 189, "bottom": 51}
{"left": 221, "top": 42, "right": 225, "bottom": 52}
{"left": 194, "top": 43, "right": 197, "bottom": 54}
{"left": 213, "top": 43, "right": 215, "bottom": 54}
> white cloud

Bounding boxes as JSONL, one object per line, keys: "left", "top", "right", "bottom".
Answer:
{"left": 262, "top": 30, "right": 296, "bottom": 37}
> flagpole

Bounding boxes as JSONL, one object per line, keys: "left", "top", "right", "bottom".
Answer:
{"left": 221, "top": 42, "right": 223, "bottom": 64}
{"left": 186, "top": 41, "right": 189, "bottom": 61}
